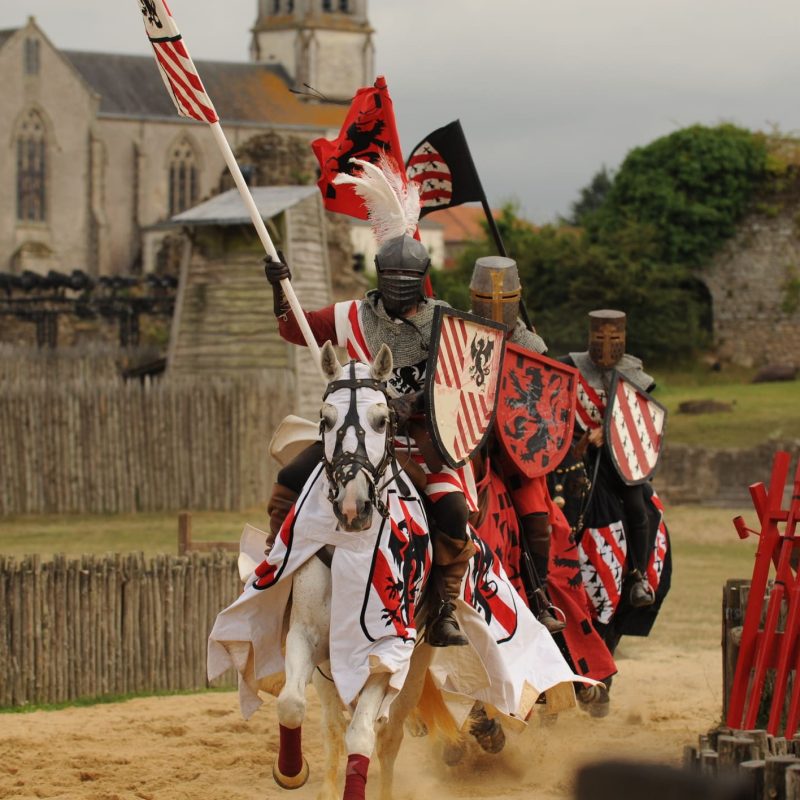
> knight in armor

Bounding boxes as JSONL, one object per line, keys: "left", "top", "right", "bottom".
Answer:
{"left": 264, "top": 232, "right": 478, "bottom": 648}
{"left": 469, "top": 256, "right": 565, "bottom": 634}
{"left": 557, "top": 309, "right": 657, "bottom": 608}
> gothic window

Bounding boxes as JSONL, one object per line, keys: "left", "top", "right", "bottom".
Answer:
{"left": 322, "top": 0, "right": 333, "bottom": 11}
{"left": 271, "top": 0, "right": 280, "bottom": 12}
{"left": 24, "top": 38, "right": 40, "bottom": 75}
{"left": 338, "top": 0, "right": 350, "bottom": 11}
{"left": 168, "top": 138, "right": 199, "bottom": 216}
{"left": 287, "top": 0, "right": 294, "bottom": 10}
{"left": 16, "top": 109, "right": 47, "bottom": 222}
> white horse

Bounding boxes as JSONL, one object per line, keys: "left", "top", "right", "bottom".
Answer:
{"left": 271, "top": 341, "right": 439, "bottom": 800}
{"left": 208, "top": 343, "right": 594, "bottom": 800}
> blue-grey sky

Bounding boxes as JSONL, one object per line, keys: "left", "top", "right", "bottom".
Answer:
{"left": 3, "top": 1, "right": 799, "bottom": 221}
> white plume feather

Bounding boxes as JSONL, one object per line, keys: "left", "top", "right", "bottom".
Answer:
{"left": 333, "top": 155, "right": 421, "bottom": 245}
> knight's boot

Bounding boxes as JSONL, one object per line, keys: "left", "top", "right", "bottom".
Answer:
{"left": 520, "top": 514, "right": 566, "bottom": 634}
{"left": 265, "top": 483, "right": 299, "bottom": 555}
{"left": 427, "top": 536, "right": 477, "bottom": 648}
{"left": 628, "top": 569, "right": 655, "bottom": 608}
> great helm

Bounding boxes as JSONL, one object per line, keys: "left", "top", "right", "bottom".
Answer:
{"left": 588, "top": 309, "right": 626, "bottom": 369}
{"left": 374, "top": 234, "right": 431, "bottom": 316}
{"left": 469, "top": 256, "right": 522, "bottom": 330}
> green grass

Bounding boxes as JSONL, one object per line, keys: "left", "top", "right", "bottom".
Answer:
{"left": 0, "top": 686, "right": 234, "bottom": 714}
{"left": 651, "top": 367, "right": 800, "bottom": 449}
{"left": 0, "top": 508, "right": 262, "bottom": 559}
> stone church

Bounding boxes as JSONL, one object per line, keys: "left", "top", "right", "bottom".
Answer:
{"left": 0, "top": 0, "right": 375, "bottom": 278}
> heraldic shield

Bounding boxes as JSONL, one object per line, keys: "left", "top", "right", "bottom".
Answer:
{"left": 496, "top": 343, "right": 578, "bottom": 478}
{"left": 425, "top": 308, "right": 506, "bottom": 469}
{"left": 604, "top": 371, "right": 668, "bottom": 485}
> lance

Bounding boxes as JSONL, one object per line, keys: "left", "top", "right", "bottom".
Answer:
{"left": 136, "top": 0, "right": 323, "bottom": 377}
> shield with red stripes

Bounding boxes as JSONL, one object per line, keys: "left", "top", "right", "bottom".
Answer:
{"left": 604, "top": 372, "right": 667, "bottom": 485}
{"left": 496, "top": 343, "right": 578, "bottom": 478}
{"left": 425, "top": 308, "right": 506, "bottom": 469}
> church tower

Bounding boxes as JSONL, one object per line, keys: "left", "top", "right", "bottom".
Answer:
{"left": 251, "top": 0, "right": 374, "bottom": 103}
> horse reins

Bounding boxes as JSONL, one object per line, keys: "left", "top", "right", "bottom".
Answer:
{"left": 321, "top": 361, "right": 397, "bottom": 520}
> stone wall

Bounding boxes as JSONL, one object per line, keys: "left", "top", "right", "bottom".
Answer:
{"left": 656, "top": 439, "right": 800, "bottom": 506}
{"left": 702, "top": 206, "right": 800, "bottom": 368}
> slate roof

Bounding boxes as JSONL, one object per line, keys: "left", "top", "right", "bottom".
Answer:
{"left": 0, "top": 27, "right": 19, "bottom": 48}
{"left": 62, "top": 50, "right": 346, "bottom": 129}
{"left": 170, "top": 185, "right": 318, "bottom": 226}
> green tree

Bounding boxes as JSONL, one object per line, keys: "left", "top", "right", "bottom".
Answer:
{"left": 436, "top": 204, "right": 708, "bottom": 363}
{"left": 591, "top": 124, "right": 767, "bottom": 265}
{"left": 565, "top": 166, "right": 613, "bottom": 226}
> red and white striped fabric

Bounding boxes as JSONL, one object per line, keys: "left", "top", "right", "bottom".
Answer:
{"left": 137, "top": 0, "right": 219, "bottom": 124}
{"left": 406, "top": 141, "right": 453, "bottom": 212}
{"left": 607, "top": 377, "right": 666, "bottom": 484}
{"left": 431, "top": 313, "right": 504, "bottom": 466}
{"left": 575, "top": 375, "right": 606, "bottom": 432}
{"left": 646, "top": 492, "right": 669, "bottom": 591}
{"left": 578, "top": 522, "right": 626, "bottom": 624}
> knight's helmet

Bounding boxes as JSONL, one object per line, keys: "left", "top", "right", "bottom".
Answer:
{"left": 332, "top": 154, "right": 427, "bottom": 317}
{"left": 588, "top": 309, "right": 626, "bottom": 369}
{"left": 374, "top": 234, "right": 431, "bottom": 316}
{"left": 469, "top": 256, "right": 521, "bottom": 330}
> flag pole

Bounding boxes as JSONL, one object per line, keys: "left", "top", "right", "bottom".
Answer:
{"left": 208, "top": 123, "right": 323, "bottom": 375}
{"left": 457, "top": 123, "right": 534, "bottom": 332}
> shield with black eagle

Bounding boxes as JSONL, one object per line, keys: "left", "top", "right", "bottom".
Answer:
{"left": 496, "top": 343, "right": 578, "bottom": 478}
{"left": 424, "top": 308, "right": 506, "bottom": 469}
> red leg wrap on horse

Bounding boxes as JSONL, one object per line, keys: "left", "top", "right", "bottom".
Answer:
{"left": 278, "top": 724, "right": 303, "bottom": 777}
{"left": 342, "top": 754, "right": 370, "bottom": 800}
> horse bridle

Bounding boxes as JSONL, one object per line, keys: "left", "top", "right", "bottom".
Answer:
{"left": 321, "top": 361, "right": 396, "bottom": 520}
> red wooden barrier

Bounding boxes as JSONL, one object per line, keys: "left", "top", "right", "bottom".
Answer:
{"left": 727, "top": 451, "right": 800, "bottom": 736}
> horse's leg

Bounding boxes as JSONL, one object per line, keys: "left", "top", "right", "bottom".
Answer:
{"left": 312, "top": 661, "right": 346, "bottom": 800}
{"left": 375, "top": 644, "right": 433, "bottom": 800}
{"left": 274, "top": 558, "right": 331, "bottom": 789}
{"left": 342, "top": 672, "right": 391, "bottom": 800}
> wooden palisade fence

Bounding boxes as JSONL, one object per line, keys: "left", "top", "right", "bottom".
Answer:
{"left": 0, "top": 552, "right": 240, "bottom": 708}
{"left": 684, "top": 727, "right": 800, "bottom": 800}
{"left": 0, "top": 371, "right": 293, "bottom": 514}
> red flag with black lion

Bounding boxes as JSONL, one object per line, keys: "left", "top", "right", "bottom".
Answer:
{"left": 311, "top": 76, "right": 404, "bottom": 218}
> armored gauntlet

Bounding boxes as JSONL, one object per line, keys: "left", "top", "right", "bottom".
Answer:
{"left": 263, "top": 253, "right": 291, "bottom": 318}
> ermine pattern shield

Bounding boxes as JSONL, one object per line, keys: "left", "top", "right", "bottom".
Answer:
{"left": 497, "top": 343, "right": 578, "bottom": 478}
{"left": 604, "top": 372, "right": 667, "bottom": 485}
{"left": 426, "top": 308, "right": 506, "bottom": 469}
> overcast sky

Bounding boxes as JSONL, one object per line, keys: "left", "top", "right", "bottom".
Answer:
{"left": 3, "top": 1, "right": 799, "bottom": 221}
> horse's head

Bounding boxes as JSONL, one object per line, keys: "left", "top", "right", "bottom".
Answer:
{"left": 319, "top": 341, "right": 395, "bottom": 532}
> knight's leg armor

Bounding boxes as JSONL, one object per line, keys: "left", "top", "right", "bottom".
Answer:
{"left": 618, "top": 484, "right": 655, "bottom": 608}
{"left": 427, "top": 494, "right": 477, "bottom": 648}
{"left": 520, "top": 513, "right": 566, "bottom": 633}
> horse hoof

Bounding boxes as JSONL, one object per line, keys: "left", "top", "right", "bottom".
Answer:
{"left": 442, "top": 739, "right": 467, "bottom": 766}
{"left": 468, "top": 704, "right": 505, "bottom": 754}
{"left": 272, "top": 756, "right": 310, "bottom": 789}
{"left": 577, "top": 683, "right": 610, "bottom": 718}
{"left": 472, "top": 718, "right": 505, "bottom": 754}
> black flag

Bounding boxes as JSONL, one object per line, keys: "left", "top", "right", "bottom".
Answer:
{"left": 405, "top": 120, "right": 484, "bottom": 219}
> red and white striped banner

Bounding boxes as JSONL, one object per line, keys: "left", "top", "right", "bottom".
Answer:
{"left": 137, "top": 0, "right": 218, "bottom": 124}
{"left": 406, "top": 141, "right": 453, "bottom": 211}
{"left": 427, "top": 309, "right": 505, "bottom": 468}
{"left": 605, "top": 373, "right": 667, "bottom": 485}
